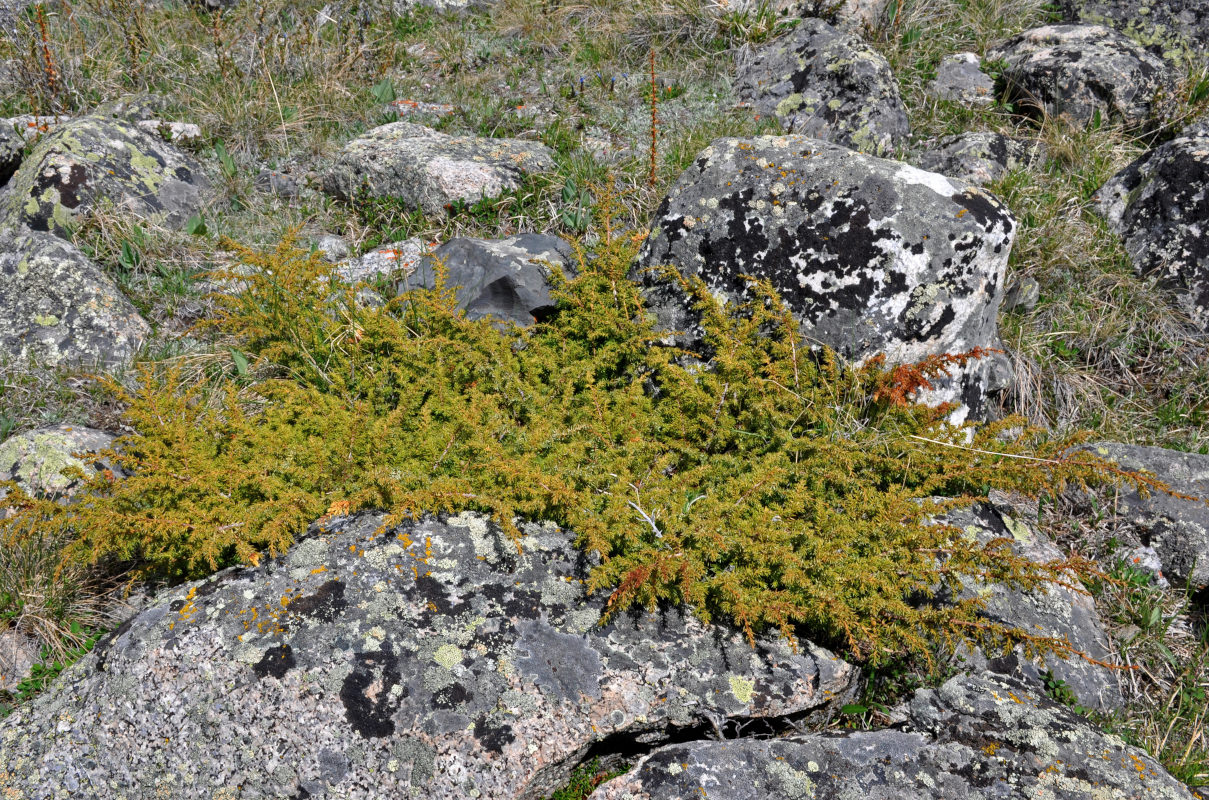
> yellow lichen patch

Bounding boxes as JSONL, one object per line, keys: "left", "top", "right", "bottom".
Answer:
{"left": 728, "top": 674, "right": 756, "bottom": 704}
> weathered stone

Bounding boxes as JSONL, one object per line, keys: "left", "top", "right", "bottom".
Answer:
{"left": 1002, "top": 274, "right": 1041, "bottom": 313}
{"left": 1077, "top": 442, "right": 1209, "bottom": 589}
{"left": 1094, "top": 123, "right": 1209, "bottom": 329}
{"left": 0, "top": 423, "right": 117, "bottom": 502}
{"left": 1060, "top": 0, "right": 1209, "bottom": 68}
{"left": 393, "top": 0, "right": 489, "bottom": 11}
{"left": 316, "top": 234, "right": 352, "bottom": 264}
{"left": 734, "top": 19, "right": 909, "bottom": 156}
{"left": 321, "top": 122, "right": 555, "bottom": 215}
{"left": 927, "top": 52, "right": 996, "bottom": 106}
{"left": 986, "top": 24, "right": 1174, "bottom": 129}
{"left": 938, "top": 502, "right": 1122, "bottom": 710}
{"left": 338, "top": 238, "right": 427, "bottom": 283}
{"left": 635, "top": 135, "right": 1015, "bottom": 422}
{"left": 0, "top": 511, "right": 857, "bottom": 798}
{"left": 134, "top": 120, "right": 202, "bottom": 144}
{"left": 1, "top": 115, "right": 210, "bottom": 237}
{"left": 93, "top": 93, "right": 172, "bottom": 122}
{"left": 0, "top": 630, "right": 38, "bottom": 694}
{"left": 720, "top": 0, "right": 888, "bottom": 32}
{"left": 914, "top": 132, "right": 1045, "bottom": 186}
{"left": 387, "top": 99, "right": 457, "bottom": 119}
{"left": 590, "top": 673, "right": 1197, "bottom": 800}
{"left": 400, "top": 234, "right": 572, "bottom": 327}
{"left": 255, "top": 167, "right": 302, "bottom": 198}
{"left": 0, "top": 227, "right": 149, "bottom": 368}
{"left": 0, "top": 121, "right": 20, "bottom": 186}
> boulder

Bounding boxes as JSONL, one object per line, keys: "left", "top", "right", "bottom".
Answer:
{"left": 0, "top": 511, "right": 858, "bottom": 798}
{"left": 321, "top": 122, "right": 555, "bottom": 215}
{"left": 0, "top": 227, "right": 149, "bottom": 368}
{"left": 1060, "top": 0, "right": 1209, "bottom": 67}
{"left": 986, "top": 24, "right": 1174, "bottom": 129}
{"left": 1, "top": 115, "right": 210, "bottom": 237}
{"left": 337, "top": 238, "right": 427, "bottom": 284}
{"left": 734, "top": 19, "right": 908, "bottom": 156}
{"left": 589, "top": 673, "right": 1198, "bottom": 800}
{"left": 926, "top": 52, "right": 996, "bottom": 106}
{"left": 913, "top": 132, "right": 1045, "bottom": 186}
{"left": 399, "top": 233, "right": 573, "bottom": 327}
{"left": 1077, "top": 442, "right": 1209, "bottom": 589}
{"left": 939, "top": 501, "right": 1122, "bottom": 710}
{"left": 635, "top": 135, "right": 1015, "bottom": 422}
{"left": 0, "top": 423, "right": 117, "bottom": 502}
{"left": 1094, "top": 123, "right": 1209, "bottom": 329}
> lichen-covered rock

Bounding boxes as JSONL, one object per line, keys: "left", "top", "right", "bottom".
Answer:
{"left": 914, "top": 132, "right": 1045, "bottom": 186}
{"left": 0, "top": 121, "right": 21, "bottom": 186}
{"left": 1060, "top": 0, "right": 1209, "bottom": 68}
{"left": 0, "top": 511, "right": 857, "bottom": 799}
{"left": 939, "top": 502, "right": 1121, "bottom": 710}
{"left": 1094, "top": 123, "right": 1209, "bottom": 329}
{"left": 986, "top": 24, "right": 1174, "bottom": 129}
{"left": 0, "top": 228, "right": 149, "bottom": 367}
{"left": 721, "top": 0, "right": 888, "bottom": 32}
{"left": 926, "top": 52, "right": 996, "bottom": 106}
{"left": 337, "top": 238, "right": 427, "bottom": 283}
{"left": 0, "top": 630, "right": 38, "bottom": 694}
{"left": 734, "top": 19, "right": 908, "bottom": 156}
{"left": 635, "top": 135, "right": 1015, "bottom": 422}
{"left": 321, "top": 122, "right": 555, "bottom": 215}
{"left": 1, "top": 115, "right": 210, "bottom": 237}
{"left": 0, "top": 423, "right": 117, "bottom": 502}
{"left": 589, "top": 673, "right": 1197, "bottom": 800}
{"left": 399, "top": 233, "right": 573, "bottom": 327}
{"left": 1076, "top": 442, "right": 1209, "bottom": 589}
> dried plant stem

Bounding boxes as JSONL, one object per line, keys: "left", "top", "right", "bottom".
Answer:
{"left": 34, "top": 4, "right": 60, "bottom": 110}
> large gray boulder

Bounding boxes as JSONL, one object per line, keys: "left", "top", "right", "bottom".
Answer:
{"left": 0, "top": 511, "right": 857, "bottom": 798}
{"left": 0, "top": 228, "right": 149, "bottom": 368}
{"left": 1094, "top": 123, "right": 1209, "bottom": 329}
{"left": 322, "top": 122, "right": 555, "bottom": 215}
{"left": 1077, "top": 442, "right": 1209, "bottom": 589}
{"left": 589, "top": 673, "right": 1198, "bottom": 800}
{"left": 0, "top": 423, "right": 117, "bottom": 502}
{"left": 399, "top": 233, "right": 573, "bottom": 327}
{"left": 986, "top": 25, "right": 1174, "bottom": 129}
{"left": 1, "top": 115, "right": 210, "bottom": 237}
{"left": 1060, "top": 0, "right": 1209, "bottom": 67}
{"left": 635, "top": 135, "right": 1015, "bottom": 422}
{"left": 734, "top": 18, "right": 909, "bottom": 156}
{"left": 914, "top": 132, "right": 1045, "bottom": 187}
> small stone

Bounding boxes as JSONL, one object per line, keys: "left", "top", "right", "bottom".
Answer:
{"left": 1002, "top": 274, "right": 1040, "bottom": 312}
{"left": 927, "top": 53, "right": 996, "bottom": 106}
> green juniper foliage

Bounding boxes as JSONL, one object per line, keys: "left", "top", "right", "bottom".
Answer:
{"left": 3, "top": 195, "right": 1154, "bottom": 667}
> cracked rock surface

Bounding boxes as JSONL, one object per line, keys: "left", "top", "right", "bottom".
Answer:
{"left": 735, "top": 18, "right": 908, "bottom": 156}
{"left": 1060, "top": 0, "right": 1209, "bottom": 67}
{"left": 0, "top": 423, "right": 117, "bottom": 502}
{"left": 1094, "top": 121, "right": 1209, "bottom": 330}
{"left": 321, "top": 122, "right": 555, "bottom": 215}
{"left": 0, "top": 511, "right": 857, "bottom": 799}
{"left": 589, "top": 672, "right": 1197, "bottom": 800}
{"left": 986, "top": 24, "right": 1174, "bottom": 129}
{"left": 635, "top": 135, "right": 1014, "bottom": 421}
{"left": 0, "top": 227, "right": 149, "bottom": 368}
{"left": 914, "top": 132, "right": 1045, "bottom": 187}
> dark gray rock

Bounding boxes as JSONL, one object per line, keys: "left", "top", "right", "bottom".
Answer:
{"left": 1060, "top": 0, "right": 1209, "bottom": 68}
{"left": 1077, "top": 442, "right": 1209, "bottom": 589}
{"left": 1, "top": 115, "right": 210, "bottom": 238}
{"left": 735, "top": 18, "right": 909, "bottom": 156}
{"left": 0, "top": 228, "right": 149, "bottom": 368}
{"left": 400, "top": 234, "right": 572, "bottom": 327}
{"left": 1094, "top": 124, "right": 1209, "bottom": 329}
{"left": 590, "top": 672, "right": 1197, "bottom": 800}
{"left": 255, "top": 167, "right": 302, "bottom": 198}
{"left": 1002, "top": 274, "right": 1041, "bottom": 312}
{"left": 939, "top": 502, "right": 1122, "bottom": 710}
{"left": 914, "top": 132, "right": 1045, "bottom": 186}
{"left": 927, "top": 52, "right": 996, "bottom": 106}
{"left": 0, "top": 121, "right": 21, "bottom": 186}
{"left": 986, "top": 24, "right": 1174, "bottom": 129}
{"left": 0, "top": 511, "right": 858, "bottom": 799}
{"left": 0, "top": 423, "right": 117, "bottom": 502}
{"left": 321, "top": 122, "right": 555, "bottom": 215}
{"left": 635, "top": 135, "right": 1015, "bottom": 422}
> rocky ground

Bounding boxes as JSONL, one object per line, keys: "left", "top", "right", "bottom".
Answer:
{"left": 0, "top": 0, "right": 1207, "bottom": 797}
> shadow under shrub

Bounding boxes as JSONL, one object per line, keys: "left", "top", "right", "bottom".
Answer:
{"left": 2, "top": 200, "right": 1161, "bottom": 669}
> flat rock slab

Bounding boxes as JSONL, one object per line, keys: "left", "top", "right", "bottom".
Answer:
{"left": 1, "top": 115, "right": 210, "bottom": 237}
{"left": 987, "top": 24, "right": 1174, "bottom": 129}
{"left": 590, "top": 673, "right": 1197, "bottom": 800}
{"left": 1094, "top": 123, "right": 1209, "bottom": 330}
{"left": 914, "top": 132, "right": 1045, "bottom": 186}
{"left": 735, "top": 18, "right": 908, "bottom": 156}
{"left": 0, "top": 512, "right": 857, "bottom": 799}
{"left": 321, "top": 122, "right": 555, "bottom": 215}
{"left": 400, "top": 233, "right": 573, "bottom": 327}
{"left": 0, "top": 423, "right": 116, "bottom": 501}
{"left": 927, "top": 52, "right": 996, "bottom": 106}
{"left": 1078, "top": 442, "right": 1209, "bottom": 589}
{"left": 1060, "top": 0, "right": 1209, "bottom": 67}
{"left": 0, "top": 228, "right": 148, "bottom": 368}
{"left": 635, "top": 135, "right": 1015, "bottom": 421}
